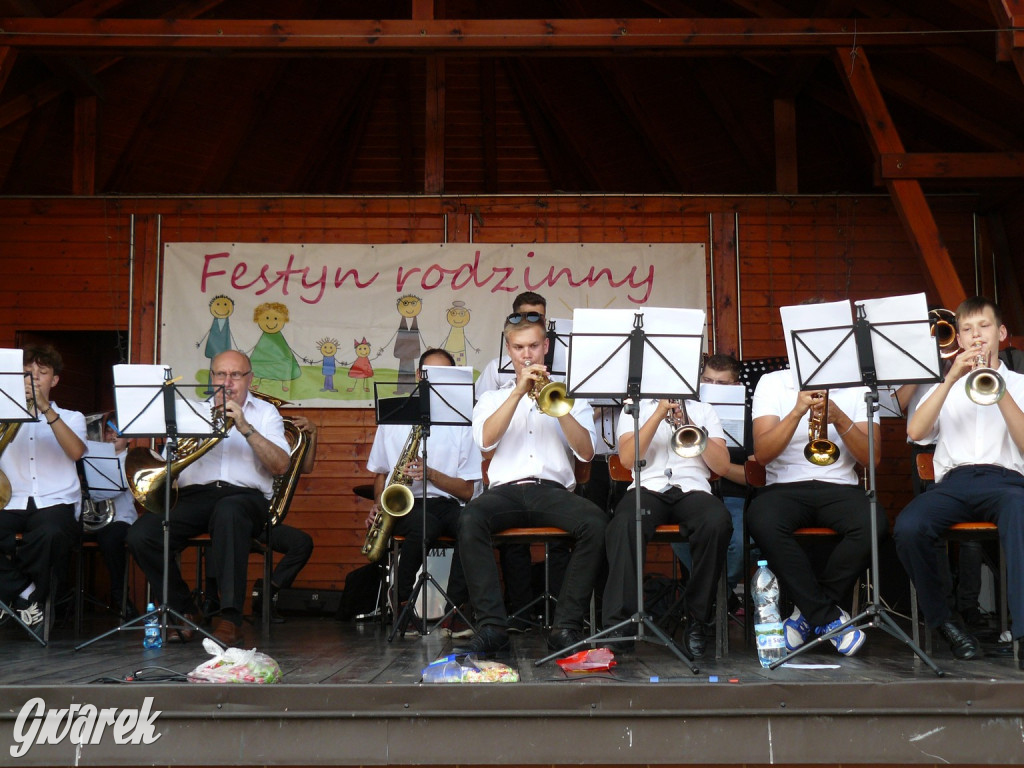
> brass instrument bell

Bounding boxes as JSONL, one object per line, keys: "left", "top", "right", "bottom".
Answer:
{"left": 804, "top": 392, "right": 840, "bottom": 466}
{"left": 523, "top": 359, "right": 574, "bottom": 417}
{"left": 965, "top": 350, "right": 1005, "bottom": 406}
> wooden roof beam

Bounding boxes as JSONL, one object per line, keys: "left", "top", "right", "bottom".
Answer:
{"left": 0, "top": 18, "right": 972, "bottom": 54}
{"left": 881, "top": 152, "right": 1024, "bottom": 178}
{"left": 992, "top": 0, "right": 1024, "bottom": 83}
{"left": 835, "top": 45, "right": 967, "bottom": 311}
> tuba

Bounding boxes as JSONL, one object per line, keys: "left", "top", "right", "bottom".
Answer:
{"left": 965, "top": 349, "right": 1005, "bottom": 406}
{"left": 362, "top": 425, "right": 421, "bottom": 562}
{"left": 664, "top": 400, "right": 707, "bottom": 458}
{"left": 0, "top": 422, "right": 23, "bottom": 510}
{"left": 523, "top": 359, "right": 574, "bottom": 417}
{"left": 804, "top": 392, "right": 840, "bottom": 466}
{"left": 125, "top": 404, "right": 233, "bottom": 515}
{"left": 267, "top": 415, "right": 311, "bottom": 526}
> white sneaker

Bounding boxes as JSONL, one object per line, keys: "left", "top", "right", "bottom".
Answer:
{"left": 818, "top": 609, "right": 866, "bottom": 656}
{"left": 783, "top": 607, "right": 813, "bottom": 651}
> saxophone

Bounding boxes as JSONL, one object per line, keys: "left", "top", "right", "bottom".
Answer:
{"left": 361, "top": 425, "right": 422, "bottom": 562}
{"left": 0, "top": 421, "right": 23, "bottom": 510}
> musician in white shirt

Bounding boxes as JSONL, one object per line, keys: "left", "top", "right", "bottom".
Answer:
{"left": 895, "top": 296, "right": 1024, "bottom": 664}
{"left": 459, "top": 317, "right": 607, "bottom": 655}
{"left": 125, "top": 349, "right": 289, "bottom": 647}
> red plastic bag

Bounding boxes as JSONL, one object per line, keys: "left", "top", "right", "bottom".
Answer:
{"left": 555, "top": 647, "right": 617, "bottom": 672}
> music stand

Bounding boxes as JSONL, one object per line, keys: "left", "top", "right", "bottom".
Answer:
{"left": 79, "top": 441, "right": 129, "bottom": 616}
{"left": 76, "top": 364, "right": 227, "bottom": 651}
{"left": 374, "top": 368, "right": 476, "bottom": 641}
{"left": 768, "top": 293, "right": 944, "bottom": 675}
{"left": 0, "top": 350, "right": 47, "bottom": 645}
{"left": 535, "top": 307, "right": 705, "bottom": 670}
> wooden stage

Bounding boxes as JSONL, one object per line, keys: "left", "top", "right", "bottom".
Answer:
{"left": 1, "top": 606, "right": 1023, "bottom": 767}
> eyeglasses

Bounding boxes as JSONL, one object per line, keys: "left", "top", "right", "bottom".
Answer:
{"left": 211, "top": 370, "right": 252, "bottom": 381}
{"left": 506, "top": 311, "right": 543, "bottom": 324}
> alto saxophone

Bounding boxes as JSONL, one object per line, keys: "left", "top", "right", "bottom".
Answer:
{"left": 362, "top": 424, "right": 422, "bottom": 562}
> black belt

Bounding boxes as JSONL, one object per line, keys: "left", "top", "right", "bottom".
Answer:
{"left": 507, "top": 478, "right": 565, "bottom": 489}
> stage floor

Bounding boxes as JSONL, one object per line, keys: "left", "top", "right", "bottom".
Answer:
{"left": 2, "top": 608, "right": 1023, "bottom": 766}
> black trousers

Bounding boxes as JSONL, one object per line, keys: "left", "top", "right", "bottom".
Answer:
{"left": 602, "top": 487, "right": 731, "bottom": 627}
{"left": 458, "top": 482, "right": 607, "bottom": 630}
{"left": 747, "top": 480, "right": 884, "bottom": 628}
{"left": 85, "top": 520, "right": 132, "bottom": 608}
{"left": 0, "top": 501, "right": 77, "bottom": 602}
{"left": 260, "top": 523, "right": 314, "bottom": 590}
{"left": 125, "top": 484, "right": 267, "bottom": 619}
{"left": 392, "top": 496, "right": 467, "bottom": 606}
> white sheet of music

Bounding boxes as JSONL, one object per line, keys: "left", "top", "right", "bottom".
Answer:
{"left": 781, "top": 300, "right": 858, "bottom": 389}
{"left": 113, "top": 364, "right": 214, "bottom": 437}
{"left": 699, "top": 382, "right": 746, "bottom": 449}
{"left": 0, "top": 348, "right": 30, "bottom": 421}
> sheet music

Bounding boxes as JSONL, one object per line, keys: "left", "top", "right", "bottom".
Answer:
{"left": 114, "top": 364, "right": 217, "bottom": 437}
{"left": 857, "top": 293, "right": 941, "bottom": 383}
{"left": 0, "top": 348, "right": 31, "bottom": 421}
{"left": 699, "top": 382, "right": 746, "bottom": 449}
{"left": 82, "top": 441, "right": 127, "bottom": 492}
{"left": 422, "top": 365, "right": 474, "bottom": 426}
{"left": 782, "top": 300, "right": 859, "bottom": 389}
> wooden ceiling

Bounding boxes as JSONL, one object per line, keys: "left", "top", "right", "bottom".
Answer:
{"left": 0, "top": 0, "right": 1020, "bottom": 202}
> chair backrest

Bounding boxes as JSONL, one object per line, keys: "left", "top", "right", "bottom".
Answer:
{"left": 915, "top": 452, "right": 935, "bottom": 482}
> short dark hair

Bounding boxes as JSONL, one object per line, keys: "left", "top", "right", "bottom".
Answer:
{"left": 512, "top": 292, "right": 546, "bottom": 312}
{"left": 956, "top": 296, "right": 1002, "bottom": 328}
{"left": 419, "top": 348, "right": 455, "bottom": 370}
{"left": 703, "top": 353, "right": 741, "bottom": 379}
{"left": 23, "top": 344, "right": 64, "bottom": 374}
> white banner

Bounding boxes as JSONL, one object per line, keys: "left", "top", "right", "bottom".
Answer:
{"left": 160, "top": 242, "right": 705, "bottom": 407}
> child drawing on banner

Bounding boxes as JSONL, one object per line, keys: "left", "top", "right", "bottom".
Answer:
{"left": 347, "top": 338, "right": 374, "bottom": 393}
{"left": 196, "top": 295, "right": 237, "bottom": 393}
{"left": 441, "top": 300, "right": 479, "bottom": 366}
{"left": 392, "top": 294, "right": 424, "bottom": 394}
{"left": 250, "top": 301, "right": 302, "bottom": 393}
{"left": 313, "top": 337, "right": 341, "bottom": 392}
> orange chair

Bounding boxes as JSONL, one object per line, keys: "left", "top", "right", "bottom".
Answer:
{"left": 909, "top": 453, "right": 1007, "bottom": 653}
{"left": 608, "top": 454, "right": 729, "bottom": 657}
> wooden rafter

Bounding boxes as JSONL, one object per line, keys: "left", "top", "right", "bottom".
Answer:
{"left": 881, "top": 152, "right": 1024, "bottom": 178}
{"left": 0, "top": 18, "right": 970, "bottom": 55}
{"left": 834, "top": 45, "right": 967, "bottom": 310}
{"left": 991, "top": 0, "right": 1024, "bottom": 83}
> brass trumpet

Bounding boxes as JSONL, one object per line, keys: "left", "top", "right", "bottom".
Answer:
{"left": 664, "top": 400, "right": 707, "bottom": 458}
{"left": 523, "top": 359, "right": 574, "bottom": 417}
{"left": 804, "top": 392, "right": 840, "bottom": 466}
{"left": 965, "top": 349, "right": 1005, "bottom": 406}
{"left": 929, "top": 308, "right": 959, "bottom": 359}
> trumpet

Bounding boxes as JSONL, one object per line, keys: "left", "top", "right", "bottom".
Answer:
{"left": 804, "top": 392, "right": 840, "bottom": 466}
{"left": 664, "top": 400, "right": 707, "bottom": 458}
{"left": 523, "top": 359, "right": 574, "bottom": 417}
{"left": 965, "top": 349, "right": 1005, "bottom": 406}
{"left": 362, "top": 424, "right": 421, "bottom": 562}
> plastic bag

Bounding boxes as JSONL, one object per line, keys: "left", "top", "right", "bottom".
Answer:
{"left": 187, "top": 638, "right": 282, "bottom": 683}
{"left": 421, "top": 654, "right": 519, "bottom": 683}
{"left": 555, "top": 647, "right": 617, "bottom": 672}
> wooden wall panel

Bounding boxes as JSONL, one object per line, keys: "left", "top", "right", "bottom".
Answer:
{"left": 0, "top": 193, "right": 981, "bottom": 598}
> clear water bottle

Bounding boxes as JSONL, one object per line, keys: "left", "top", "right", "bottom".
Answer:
{"left": 143, "top": 603, "right": 162, "bottom": 649}
{"left": 751, "top": 560, "right": 785, "bottom": 667}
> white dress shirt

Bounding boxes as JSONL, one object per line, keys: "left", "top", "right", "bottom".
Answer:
{"left": 920, "top": 361, "right": 1024, "bottom": 482}
{"left": 616, "top": 399, "right": 724, "bottom": 494}
{"left": 752, "top": 369, "right": 869, "bottom": 486}
{"left": 367, "top": 422, "right": 482, "bottom": 499}
{"left": 177, "top": 395, "right": 289, "bottom": 499}
{"left": 474, "top": 381, "right": 596, "bottom": 490}
{"left": 1, "top": 403, "right": 86, "bottom": 509}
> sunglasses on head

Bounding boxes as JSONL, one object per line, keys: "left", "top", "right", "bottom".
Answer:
{"left": 506, "top": 311, "right": 543, "bottom": 324}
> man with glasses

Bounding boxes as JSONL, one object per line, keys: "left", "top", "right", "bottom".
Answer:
{"left": 126, "top": 349, "right": 290, "bottom": 646}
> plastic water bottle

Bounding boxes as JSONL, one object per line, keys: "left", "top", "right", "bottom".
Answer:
{"left": 143, "top": 603, "right": 162, "bottom": 649}
{"left": 751, "top": 560, "right": 784, "bottom": 667}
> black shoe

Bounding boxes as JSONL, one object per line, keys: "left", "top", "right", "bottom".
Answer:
{"left": 684, "top": 617, "right": 708, "bottom": 659}
{"left": 600, "top": 627, "right": 635, "bottom": 653}
{"left": 546, "top": 627, "right": 586, "bottom": 653}
{"left": 463, "top": 624, "right": 510, "bottom": 654}
{"left": 938, "top": 620, "right": 980, "bottom": 660}
{"left": 961, "top": 607, "right": 989, "bottom": 628}
{"left": 507, "top": 615, "right": 533, "bottom": 634}
{"left": 1016, "top": 641, "right": 1024, "bottom": 671}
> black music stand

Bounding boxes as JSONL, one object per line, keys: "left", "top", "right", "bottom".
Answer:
{"left": 78, "top": 442, "right": 129, "bottom": 617}
{"left": 76, "top": 365, "right": 227, "bottom": 651}
{"left": 0, "top": 358, "right": 47, "bottom": 646}
{"left": 769, "top": 296, "right": 944, "bottom": 675}
{"left": 535, "top": 307, "right": 705, "bottom": 670}
{"left": 374, "top": 369, "right": 476, "bottom": 642}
